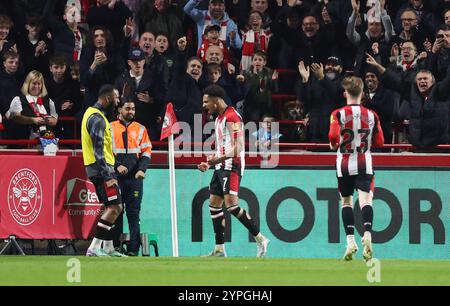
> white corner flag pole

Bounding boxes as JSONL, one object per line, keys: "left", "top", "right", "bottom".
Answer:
{"left": 168, "top": 133, "right": 179, "bottom": 257}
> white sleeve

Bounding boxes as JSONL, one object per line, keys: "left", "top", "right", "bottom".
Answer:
{"left": 49, "top": 99, "right": 58, "bottom": 119}
{"left": 5, "top": 96, "right": 23, "bottom": 120}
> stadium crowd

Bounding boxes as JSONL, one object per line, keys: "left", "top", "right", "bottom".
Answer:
{"left": 0, "top": 0, "right": 449, "bottom": 149}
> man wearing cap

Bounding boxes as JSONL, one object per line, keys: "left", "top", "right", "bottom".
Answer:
{"left": 114, "top": 48, "right": 166, "bottom": 140}
{"left": 184, "top": 0, "right": 242, "bottom": 50}
{"left": 297, "top": 57, "right": 345, "bottom": 143}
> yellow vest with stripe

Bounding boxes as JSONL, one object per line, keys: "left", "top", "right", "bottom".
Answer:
{"left": 81, "top": 107, "right": 115, "bottom": 167}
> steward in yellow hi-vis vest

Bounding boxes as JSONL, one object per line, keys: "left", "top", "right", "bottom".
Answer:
{"left": 81, "top": 85, "right": 126, "bottom": 258}
{"left": 110, "top": 99, "right": 152, "bottom": 256}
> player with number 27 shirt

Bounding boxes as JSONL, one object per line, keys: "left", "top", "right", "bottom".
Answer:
{"left": 328, "top": 76, "right": 384, "bottom": 262}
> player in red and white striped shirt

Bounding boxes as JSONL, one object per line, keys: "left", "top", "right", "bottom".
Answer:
{"left": 329, "top": 76, "right": 384, "bottom": 262}
{"left": 198, "top": 85, "right": 269, "bottom": 258}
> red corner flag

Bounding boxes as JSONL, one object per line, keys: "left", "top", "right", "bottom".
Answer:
{"left": 160, "top": 102, "right": 179, "bottom": 141}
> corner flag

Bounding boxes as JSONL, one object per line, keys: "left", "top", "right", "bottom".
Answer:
{"left": 160, "top": 102, "right": 179, "bottom": 257}
{"left": 160, "top": 103, "right": 179, "bottom": 141}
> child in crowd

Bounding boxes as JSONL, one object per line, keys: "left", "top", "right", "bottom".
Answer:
{"left": 155, "top": 32, "right": 175, "bottom": 79}
{"left": 238, "top": 51, "right": 278, "bottom": 123}
{"left": 198, "top": 24, "right": 231, "bottom": 67}
{"left": 241, "top": 11, "right": 272, "bottom": 72}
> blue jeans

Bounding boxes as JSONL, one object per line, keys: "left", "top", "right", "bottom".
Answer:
{"left": 112, "top": 177, "right": 143, "bottom": 253}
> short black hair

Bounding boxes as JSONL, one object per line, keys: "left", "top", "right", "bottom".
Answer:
{"left": 203, "top": 84, "right": 226, "bottom": 100}
{"left": 118, "top": 98, "right": 135, "bottom": 108}
{"left": 98, "top": 84, "right": 116, "bottom": 98}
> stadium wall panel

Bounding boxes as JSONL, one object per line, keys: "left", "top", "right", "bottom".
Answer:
{"left": 140, "top": 168, "right": 449, "bottom": 259}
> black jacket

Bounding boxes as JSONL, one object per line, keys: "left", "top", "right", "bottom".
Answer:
{"left": 363, "top": 87, "right": 399, "bottom": 144}
{"left": 80, "top": 45, "right": 125, "bottom": 111}
{"left": 115, "top": 68, "right": 166, "bottom": 139}
{"left": 382, "top": 67, "right": 450, "bottom": 148}
{"left": 167, "top": 50, "right": 203, "bottom": 127}
{"left": 0, "top": 69, "right": 23, "bottom": 116}
{"left": 297, "top": 75, "right": 345, "bottom": 142}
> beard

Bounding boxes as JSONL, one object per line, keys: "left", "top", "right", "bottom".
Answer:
{"left": 104, "top": 102, "right": 117, "bottom": 121}
{"left": 326, "top": 72, "right": 337, "bottom": 80}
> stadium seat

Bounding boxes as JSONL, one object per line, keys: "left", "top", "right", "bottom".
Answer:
{"left": 146, "top": 233, "right": 159, "bottom": 257}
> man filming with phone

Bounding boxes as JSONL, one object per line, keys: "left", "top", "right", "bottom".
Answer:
{"left": 430, "top": 25, "right": 450, "bottom": 81}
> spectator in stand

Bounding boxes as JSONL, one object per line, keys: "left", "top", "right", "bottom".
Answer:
{"left": 122, "top": 0, "right": 142, "bottom": 41}
{"left": 138, "top": 31, "right": 170, "bottom": 98}
{"left": 394, "top": 0, "right": 438, "bottom": 35}
{"left": 445, "top": 8, "right": 450, "bottom": 26}
{"left": 279, "top": 100, "right": 307, "bottom": 143}
{"left": 204, "top": 62, "right": 247, "bottom": 107}
{"left": 272, "top": 1, "right": 336, "bottom": 67}
{"left": 367, "top": 54, "right": 450, "bottom": 149}
{"left": 252, "top": 114, "right": 282, "bottom": 150}
{"left": 384, "top": 41, "right": 428, "bottom": 99}
{"left": 392, "top": 8, "right": 435, "bottom": 54}
{"left": 391, "top": 41, "right": 428, "bottom": 74}
{"left": 204, "top": 63, "right": 232, "bottom": 105}
{"left": 0, "top": 15, "right": 17, "bottom": 60}
{"left": 154, "top": 32, "right": 175, "bottom": 80}
{"left": 17, "top": 17, "right": 50, "bottom": 78}
{"left": 347, "top": 0, "right": 394, "bottom": 76}
{"left": 296, "top": 57, "right": 345, "bottom": 143}
{"left": 46, "top": 55, "right": 82, "bottom": 139}
{"left": 268, "top": 6, "right": 300, "bottom": 70}
{"left": 0, "top": 51, "right": 23, "bottom": 119}
{"left": 5, "top": 70, "right": 58, "bottom": 140}
{"left": 198, "top": 24, "right": 231, "bottom": 68}
{"left": 363, "top": 67, "right": 399, "bottom": 145}
{"left": 241, "top": 11, "right": 272, "bottom": 72}
{"left": 203, "top": 45, "right": 236, "bottom": 77}
{"left": 235, "top": 0, "right": 276, "bottom": 31}
{"left": 138, "top": 31, "right": 156, "bottom": 60}
{"left": 238, "top": 51, "right": 278, "bottom": 123}
{"left": 184, "top": 0, "right": 242, "bottom": 51}
{"left": 115, "top": 48, "right": 166, "bottom": 140}
{"left": 80, "top": 26, "right": 125, "bottom": 111}
{"left": 168, "top": 36, "right": 204, "bottom": 129}
{"left": 86, "top": 0, "right": 133, "bottom": 48}
{"left": 138, "top": 0, "right": 184, "bottom": 47}
{"left": 428, "top": 25, "right": 450, "bottom": 81}
{"left": 42, "top": 0, "right": 88, "bottom": 64}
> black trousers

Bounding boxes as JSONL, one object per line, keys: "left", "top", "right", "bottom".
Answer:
{"left": 112, "top": 177, "right": 144, "bottom": 253}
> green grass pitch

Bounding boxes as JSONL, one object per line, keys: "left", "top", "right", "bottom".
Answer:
{"left": 0, "top": 257, "right": 449, "bottom": 286}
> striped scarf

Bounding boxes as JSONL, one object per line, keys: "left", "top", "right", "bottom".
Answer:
{"left": 241, "top": 29, "right": 271, "bottom": 72}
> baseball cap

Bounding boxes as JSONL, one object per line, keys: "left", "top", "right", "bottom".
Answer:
{"left": 326, "top": 56, "right": 343, "bottom": 67}
{"left": 128, "top": 48, "right": 145, "bottom": 61}
{"left": 210, "top": 0, "right": 224, "bottom": 3}
{"left": 204, "top": 24, "right": 221, "bottom": 35}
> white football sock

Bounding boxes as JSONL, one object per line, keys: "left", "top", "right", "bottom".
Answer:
{"left": 103, "top": 240, "right": 114, "bottom": 252}
{"left": 89, "top": 238, "right": 102, "bottom": 250}
{"left": 347, "top": 235, "right": 355, "bottom": 245}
